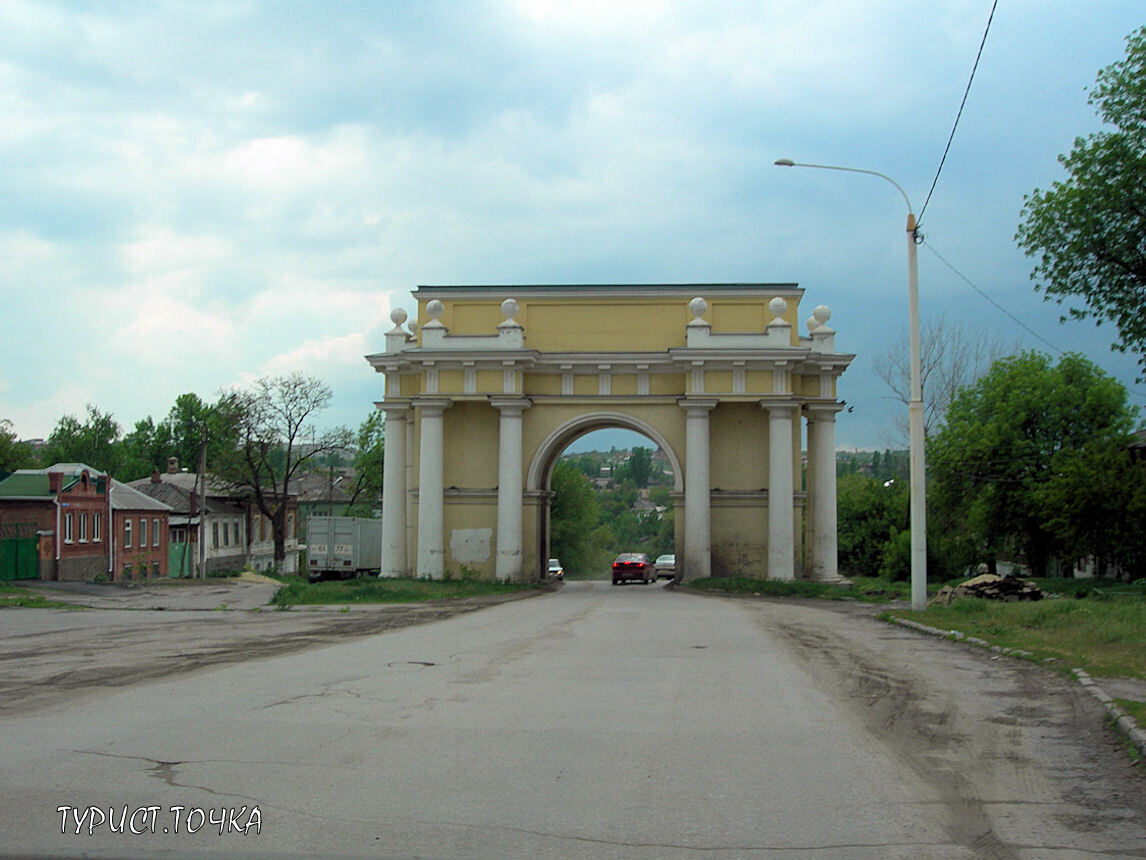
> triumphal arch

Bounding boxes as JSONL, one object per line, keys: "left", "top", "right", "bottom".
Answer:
{"left": 366, "top": 284, "right": 853, "bottom": 583}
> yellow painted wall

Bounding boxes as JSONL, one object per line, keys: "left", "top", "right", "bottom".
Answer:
{"left": 523, "top": 300, "right": 690, "bottom": 351}
{"left": 573, "top": 375, "right": 597, "bottom": 396}
{"left": 746, "top": 371, "right": 771, "bottom": 395}
{"left": 650, "top": 373, "right": 685, "bottom": 395}
{"left": 437, "top": 369, "right": 463, "bottom": 393}
{"left": 523, "top": 375, "right": 562, "bottom": 396}
{"left": 443, "top": 495, "right": 498, "bottom": 577}
{"left": 711, "top": 403, "right": 767, "bottom": 491}
{"left": 705, "top": 371, "right": 733, "bottom": 394}
{"left": 443, "top": 403, "right": 498, "bottom": 488}
{"left": 710, "top": 503, "right": 768, "bottom": 577}
{"left": 611, "top": 374, "right": 637, "bottom": 396}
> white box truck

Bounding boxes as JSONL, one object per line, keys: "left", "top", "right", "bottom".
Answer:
{"left": 306, "top": 516, "right": 383, "bottom": 582}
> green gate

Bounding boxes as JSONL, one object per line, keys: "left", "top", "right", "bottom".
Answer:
{"left": 0, "top": 536, "right": 38, "bottom": 581}
{"left": 169, "top": 541, "right": 193, "bottom": 578}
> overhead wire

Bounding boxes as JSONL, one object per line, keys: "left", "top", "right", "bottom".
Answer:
{"left": 917, "top": 0, "right": 998, "bottom": 226}
{"left": 910, "top": 0, "right": 1145, "bottom": 404}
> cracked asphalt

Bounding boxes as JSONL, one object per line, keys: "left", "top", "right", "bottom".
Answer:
{"left": 1, "top": 579, "right": 1144, "bottom": 858}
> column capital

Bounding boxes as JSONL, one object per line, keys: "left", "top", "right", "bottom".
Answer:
{"left": 414, "top": 396, "right": 453, "bottom": 415}
{"left": 759, "top": 398, "right": 802, "bottom": 416}
{"left": 375, "top": 399, "right": 411, "bottom": 415}
{"left": 678, "top": 397, "right": 719, "bottom": 415}
{"left": 804, "top": 402, "right": 845, "bottom": 420}
{"left": 489, "top": 396, "right": 533, "bottom": 414}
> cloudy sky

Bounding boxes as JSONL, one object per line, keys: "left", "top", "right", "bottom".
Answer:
{"left": 2, "top": 0, "right": 1143, "bottom": 452}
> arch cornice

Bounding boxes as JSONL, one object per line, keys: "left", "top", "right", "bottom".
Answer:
{"left": 526, "top": 411, "right": 684, "bottom": 493}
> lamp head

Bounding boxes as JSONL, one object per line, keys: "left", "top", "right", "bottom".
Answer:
{"left": 774, "top": 158, "right": 795, "bottom": 166}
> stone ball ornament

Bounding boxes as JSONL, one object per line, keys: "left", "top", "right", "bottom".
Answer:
{"left": 426, "top": 299, "right": 444, "bottom": 322}
{"left": 390, "top": 307, "right": 408, "bottom": 327}
{"left": 500, "top": 298, "right": 519, "bottom": 321}
{"left": 768, "top": 296, "right": 788, "bottom": 320}
{"left": 688, "top": 297, "right": 708, "bottom": 320}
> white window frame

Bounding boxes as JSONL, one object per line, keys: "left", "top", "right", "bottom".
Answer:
{"left": 139, "top": 517, "right": 147, "bottom": 549}
{"left": 124, "top": 518, "right": 132, "bottom": 549}
{"left": 93, "top": 512, "right": 102, "bottom": 543}
{"left": 64, "top": 512, "right": 74, "bottom": 544}
{"left": 152, "top": 518, "right": 159, "bottom": 547}
{"left": 79, "top": 512, "right": 88, "bottom": 543}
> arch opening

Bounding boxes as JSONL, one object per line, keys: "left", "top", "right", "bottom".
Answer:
{"left": 529, "top": 413, "right": 682, "bottom": 581}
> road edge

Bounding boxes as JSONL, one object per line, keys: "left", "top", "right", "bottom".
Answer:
{"left": 885, "top": 615, "right": 1146, "bottom": 759}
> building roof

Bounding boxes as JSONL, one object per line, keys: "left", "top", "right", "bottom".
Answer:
{"left": 109, "top": 479, "right": 173, "bottom": 513}
{"left": 0, "top": 473, "right": 57, "bottom": 497}
{"left": 0, "top": 464, "right": 104, "bottom": 498}
{"left": 127, "top": 475, "right": 245, "bottom": 516}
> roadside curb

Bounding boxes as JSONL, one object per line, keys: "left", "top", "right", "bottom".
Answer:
{"left": 885, "top": 615, "right": 1146, "bottom": 759}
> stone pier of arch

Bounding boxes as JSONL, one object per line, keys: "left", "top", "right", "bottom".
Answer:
{"left": 366, "top": 285, "right": 853, "bottom": 584}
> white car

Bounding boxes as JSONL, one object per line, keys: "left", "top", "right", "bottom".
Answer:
{"left": 548, "top": 558, "right": 564, "bottom": 580}
{"left": 654, "top": 554, "right": 676, "bottom": 579}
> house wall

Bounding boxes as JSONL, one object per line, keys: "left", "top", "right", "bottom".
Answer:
{"left": 111, "top": 510, "right": 169, "bottom": 580}
{"left": 57, "top": 477, "right": 111, "bottom": 581}
{"left": 0, "top": 500, "right": 62, "bottom": 580}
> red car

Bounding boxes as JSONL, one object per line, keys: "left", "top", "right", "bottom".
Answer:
{"left": 612, "top": 553, "right": 655, "bottom": 585}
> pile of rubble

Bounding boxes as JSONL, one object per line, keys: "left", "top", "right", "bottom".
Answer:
{"left": 932, "top": 573, "right": 1043, "bottom": 605}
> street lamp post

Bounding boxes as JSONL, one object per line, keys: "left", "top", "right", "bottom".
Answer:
{"left": 775, "top": 158, "right": 927, "bottom": 611}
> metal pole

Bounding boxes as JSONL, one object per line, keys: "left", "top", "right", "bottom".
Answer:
{"left": 775, "top": 158, "right": 928, "bottom": 609}
{"left": 906, "top": 213, "right": 927, "bottom": 611}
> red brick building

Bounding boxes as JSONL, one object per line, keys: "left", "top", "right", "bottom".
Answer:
{"left": 0, "top": 465, "right": 110, "bottom": 581}
{"left": 109, "top": 479, "right": 172, "bottom": 580}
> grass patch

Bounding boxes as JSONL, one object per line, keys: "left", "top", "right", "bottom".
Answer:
{"left": 1115, "top": 698, "right": 1146, "bottom": 725}
{"left": 686, "top": 575, "right": 948, "bottom": 603}
{"left": 271, "top": 576, "right": 541, "bottom": 607}
{"left": 0, "top": 583, "right": 84, "bottom": 609}
{"left": 887, "top": 597, "right": 1146, "bottom": 680}
{"left": 688, "top": 577, "right": 860, "bottom": 601}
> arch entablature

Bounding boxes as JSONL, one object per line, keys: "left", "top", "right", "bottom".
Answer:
{"left": 366, "top": 284, "right": 854, "bottom": 584}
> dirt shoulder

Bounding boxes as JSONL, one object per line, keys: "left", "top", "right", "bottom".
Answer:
{"left": 0, "top": 579, "right": 552, "bottom": 715}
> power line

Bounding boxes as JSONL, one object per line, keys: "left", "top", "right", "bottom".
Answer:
{"left": 917, "top": 0, "right": 998, "bottom": 225}
{"left": 923, "top": 240, "right": 1146, "bottom": 404}
{"left": 922, "top": 241, "right": 1060, "bottom": 352}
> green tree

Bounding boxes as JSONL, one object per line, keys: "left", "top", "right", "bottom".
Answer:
{"left": 0, "top": 419, "right": 36, "bottom": 473}
{"left": 929, "top": 351, "right": 1139, "bottom": 576}
{"left": 119, "top": 416, "right": 172, "bottom": 481}
{"left": 42, "top": 405, "right": 123, "bottom": 474}
{"left": 345, "top": 409, "right": 385, "bottom": 515}
{"left": 160, "top": 392, "right": 244, "bottom": 473}
{"left": 836, "top": 473, "right": 908, "bottom": 578}
{"left": 618, "top": 446, "right": 654, "bottom": 488}
{"left": 549, "top": 461, "right": 603, "bottom": 576}
{"left": 1016, "top": 26, "right": 1146, "bottom": 380}
{"left": 215, "top": 373, "right": 353, "bottom": 566}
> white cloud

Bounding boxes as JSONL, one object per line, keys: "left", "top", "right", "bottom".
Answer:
{"left": 2, "top": 0, "right": 1144, "bottom": 446}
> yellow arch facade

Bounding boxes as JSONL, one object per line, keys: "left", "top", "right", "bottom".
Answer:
{"left": 366, "top": 284, "right": 853, "bottom": 582}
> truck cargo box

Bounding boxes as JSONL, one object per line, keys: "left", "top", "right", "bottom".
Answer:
{"left": 306, "top": 516, "right": 382, "bottom": 582}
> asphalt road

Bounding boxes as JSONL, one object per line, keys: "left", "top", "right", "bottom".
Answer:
{"left": 1, "top": 580, "right": 1143, "bottom": 858}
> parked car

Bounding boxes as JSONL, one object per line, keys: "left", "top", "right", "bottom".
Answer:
{"left": 548, "top": 558, "right": 564, "bottom": 580}
{"left": 654, "top": 553, "right": 676, "bottom": 580}
{"left": 612, "top": 552, "right": 655, "bottom": 585}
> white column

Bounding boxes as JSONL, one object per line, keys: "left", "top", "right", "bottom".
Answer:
{"left": 806, "top": 404, "right": 844, "bottom": 581}
{"left": 766, "top": 401, "right": 797, "bottom": 581}
{"left": 379, "top": 401, "right": 408, "bottom": 578}
{"left": 681, "top": 399, "right": 717, "bottom": 581}
{"left": 416, "top": 398, "right": 452, "bottom": 579}
{"left": 492, "top": 397, "right": 530, "bottom": 581}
